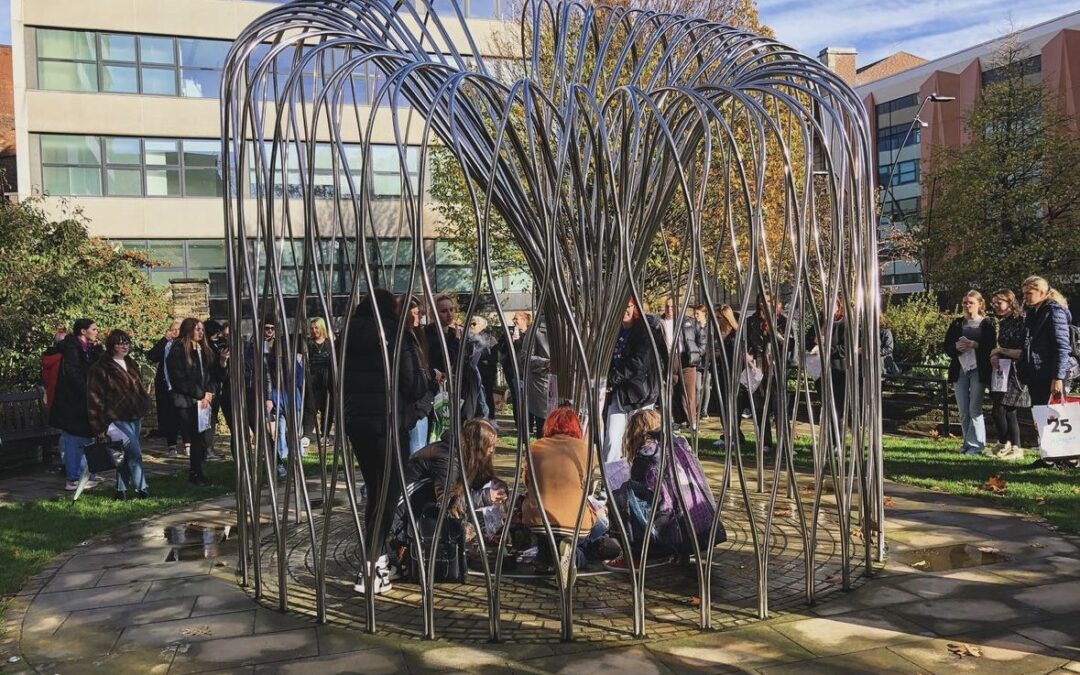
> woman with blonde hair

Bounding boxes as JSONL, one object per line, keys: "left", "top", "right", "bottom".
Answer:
{"left": 943, "top": 290, "right": 996, "bottom": 455}
{"left": 987, "top": 290, "right": 1029, "bottom": 460}
{"left": 1018, "top": 276, "right": 1076, "bottom": 408}
{"left": 302, "top": 317, "right": 333, "bottom": 448}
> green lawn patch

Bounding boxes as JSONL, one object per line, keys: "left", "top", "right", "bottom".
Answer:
{"left": 0, "top": 461, "right": 236, "bottom": 637}
{"left": 695, "top": 431, "right": 1080, "bottom": 536}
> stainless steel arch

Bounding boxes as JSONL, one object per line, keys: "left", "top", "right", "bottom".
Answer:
{"left": 220, "top": 0, "right": 884, "bottom": 641}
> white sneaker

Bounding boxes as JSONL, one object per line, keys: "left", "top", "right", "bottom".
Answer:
{"left": 994, "top": 441, "right": 1012, "bottom": 458}
{"left": 182, "top": 444, "right": 190, "bottom": 457}
{"left": 353, "top": 555, "right": 394, "bottom": 595}
{"left": 65, "top": 480, "right": 79, "bottom": 491}
{"left": 300, "top": 437, "right": 312, "bottom": 454}
{"left": 1003, "top": 445, "right": 1026, "bottom": 461}
{"left": 165, "top": 447, "right": 178, "bottom": 458}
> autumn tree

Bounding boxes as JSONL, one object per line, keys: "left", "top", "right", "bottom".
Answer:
{"left": 0, "top": 196, "right": 171, "bottom": 389}
{"left": 920, "top": 40, "right": 1080, "bottom": 300}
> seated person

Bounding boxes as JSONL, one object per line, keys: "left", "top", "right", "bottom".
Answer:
{"left": 387, "top": 418, "right": 508, "bottom": 580}
{"left": 608, "top": 409, "right": 725, "bottom": 571}
{"left": 521, "top": 406, "right": 620, "bottom": 575}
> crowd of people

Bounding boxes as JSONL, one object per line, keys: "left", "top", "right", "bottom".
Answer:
{"left": 942, "top": 276, "right": 1078, "bottom": 466}
{"left": 41, "top": 276, "right": 1077, "bottom": 592}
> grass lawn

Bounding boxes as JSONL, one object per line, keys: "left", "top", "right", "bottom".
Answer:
{"left": 0, "top": 460, "right": 237, "bottom": 637}
{"left": 695, "top": 430, "right": 1080, "bottom": 536}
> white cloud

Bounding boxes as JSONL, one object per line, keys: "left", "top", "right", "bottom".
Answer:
{"left": 760, "top": 0, "right": 1079, "bottom": 63}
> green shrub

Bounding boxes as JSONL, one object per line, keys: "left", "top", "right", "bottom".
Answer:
{"left": 0, "top": 196, "right": 170, "bottom": 390}
{"left": 883, "top": 291, "right": 950, "bottom": 366}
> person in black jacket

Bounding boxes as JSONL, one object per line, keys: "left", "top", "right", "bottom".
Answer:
{"left": 147, "top": 320, "right": 181, "bottom": 457}
{"left": 746, "top": 292, "right": 788, "bottom": 451}
{"left": 604, "top": 297, "right": 662, "bottom": 463}
{"left": 49, "top": 318, "right": 103, "bottom": 490}
{"left": 1019, "top": 277, "right": 1077, "bottom": 406}
{"left": 166, "top": 318, "right": 215, "bottom": 485}
{"left": 343, "top": 289, "right": 429, "bottom": 595}
{"left": 806, "top": 298, "right": 848, "bottom": 420}
{"left": 988, "top": 290, "right": 1029, "bottom": 460}
{"left": 302, "top": 317, "right": 333, "bottom": 446}
{"left": 943, "top": 290, "right": 996, "bottom": 455}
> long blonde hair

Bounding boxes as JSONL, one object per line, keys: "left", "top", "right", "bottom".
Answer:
{"left": 717, "top": 305, "right": 738, "bottom": 337}
{"left": 1022, "top": 276, "right": 1069, "bottom": 309}
{"left": 623, "top": 409, "right": 661, "bottom": 464}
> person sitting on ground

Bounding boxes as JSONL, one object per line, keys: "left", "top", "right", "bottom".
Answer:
{"left": 388, "top": 418, "right": 510, "bottom": 580}
{"left": 521, "top": 406, "right": 621, "bottom": 576}
{"left": 86, "top": 329, "right": 152, "bottom": 500}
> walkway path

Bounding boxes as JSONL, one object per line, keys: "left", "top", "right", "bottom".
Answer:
{"left": 3, "top": 470, "right": 1079, "bottom": 673}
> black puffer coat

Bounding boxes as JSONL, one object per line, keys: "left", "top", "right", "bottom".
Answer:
{"left": 47, "top": 335, "right": 102, "bottom": 436}
{"left": 342, "top": 311, "right": 429, "bottom": 434}
{"left": 608, "top": 316, "right": 662, "bottom": 410}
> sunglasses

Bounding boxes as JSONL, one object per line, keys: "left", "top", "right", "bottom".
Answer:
{"left": 264, "top": 326, "right": 276, "bottom": 332}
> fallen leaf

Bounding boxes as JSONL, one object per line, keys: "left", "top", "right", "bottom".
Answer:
{"left": 979, "top": 475, "right": 1007, "bottom": 494}
{"left": 1030, "top": 543, "right": 1046, "bottom": 549}
{"left": 929, "top": 486, "right": 944, "bottom": 492}
{"left": 976, "top": 546, "right": 1000, "bottom": 554}
{"left": 883, "top": 496, "right": 896, "bottom": 508}
{"left": 947, "top": 642, "right": 982, "bottom": 658}
{"left": 690, "top": 596, "right": 701, "bottom": 607}
{"left": 911, "top": 560, "right": 929, "bottom": 569}
{"left": 772, "top": 507, "right": 795, "bottom": 519}
{"left": 929, "top": 429, "right": 941, "bottom": 441}
{"left": 1073, "top": 487, "right": 1080, "bottom": 495}
{"left": 824, "top": 574, "right": 842, "bottom": 584}
{"left": 181, "top": 625, "right": 212, "bottom": 638}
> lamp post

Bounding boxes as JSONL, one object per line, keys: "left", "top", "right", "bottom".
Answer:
{"left": 877, "top": 92, "right": 954, "bottom": 289}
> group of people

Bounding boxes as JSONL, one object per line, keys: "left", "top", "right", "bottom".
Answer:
{"left": 943, "top": 276, "right": 1078, "bottom": 465}
{"left": 46, "top": 316, "right": 228, "bottom": 497}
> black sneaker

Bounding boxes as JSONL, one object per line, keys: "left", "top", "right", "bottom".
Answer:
{"left": 135, "top": 489, "right": 151, "bottom": 499}
{"left": 189, "top": 474, "right": 211, "bottom": 487}
{"left": 587, "top": 536, "right": 622, "bottom": 562}
{"left": 114, "top": 491, "right": 128, "bottom": 501}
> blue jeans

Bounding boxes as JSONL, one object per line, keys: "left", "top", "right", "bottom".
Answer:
{"left": 408, "top": 417, "right": 429, "bottom": 455}
{"left": 61, "top": 431, "right": 91, "bottom": 481}
{"left": 112, "top": 420, "right": 148, "bottom": 493}
{"left": 954, "top": 369, "right": 986, "bottom": 452}
{"left": 276, "top": 416, "right": 289, "bottom": 477}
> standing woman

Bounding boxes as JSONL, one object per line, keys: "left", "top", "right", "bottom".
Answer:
{"left": 988, "top": 290, "right": 1029, "bottom": 460}
{"left": 943, "top": 290, "right": 996, "bottom": 455}
{"left": 148, "top": 320, "right": 181, "bottom": 457}
{"left": 713, "top": 305, "right": 747, "bottom": 446}
{"left": 604, "top": 297, "right": 661, "bottom": 463}
{"left": 166, "top": 318, "right": 215, "bottom": 486}
{"left": 303, "top": 317, "right": 334, "bottom": 448}
{"left": 404, "top": 296, "right": 435, "bottom": 454}
{"left": 746, "top": 292, "right": 788, "bottom": 451}
{"left": 86, "top": 330, "right": 152, "bottom": 499}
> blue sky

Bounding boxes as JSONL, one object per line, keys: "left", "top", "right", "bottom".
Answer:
{"left": 0, "top": 0, "right": 1075, "bottom": 62}
{"left": 758, "top": 0, "right": 1079, "bottom": 64}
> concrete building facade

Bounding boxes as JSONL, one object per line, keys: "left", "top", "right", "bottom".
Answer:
{"left": 12, "top": 0, "right": 527, "bottom": 316}
{"left": 830, "top": 11, "right": 1080, "bottom": 294}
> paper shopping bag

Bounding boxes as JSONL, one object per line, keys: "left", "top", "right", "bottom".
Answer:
{"left": 990, "top": 358, "right": 1011, "bottom": 393}
{"left": 1032, "top": 398, "right": 1080, "bottom": 459}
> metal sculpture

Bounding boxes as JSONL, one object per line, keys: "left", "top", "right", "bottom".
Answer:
{"left": 220, "top": 0, "right": 883, "bottom": 642}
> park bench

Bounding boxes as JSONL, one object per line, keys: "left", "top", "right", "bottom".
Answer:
{"left": 0, "top": 389, "right": 59, "bottom": 471}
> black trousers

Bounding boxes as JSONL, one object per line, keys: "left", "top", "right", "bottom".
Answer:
{"left": 155, "top": 385, "right": 179, "bottom": 447}
{"left": 175, "top": 405, "right": 208, "bottom": 479}
{"left": 348, "top": 419, "right": 407, "bottom": 544}
{"left": 990, "top": 391, "right": 1021, "bottom": 446}
{"left": 302, "top": 383, "right": 333, "bottom": 438}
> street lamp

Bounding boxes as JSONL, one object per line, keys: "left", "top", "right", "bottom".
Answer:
{"left": 877, "top": 92, "right": 954, "bottom": 288}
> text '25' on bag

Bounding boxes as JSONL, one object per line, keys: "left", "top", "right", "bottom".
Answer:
{"left": 1032, "top": 395, "right": 1080, "bottom": 459}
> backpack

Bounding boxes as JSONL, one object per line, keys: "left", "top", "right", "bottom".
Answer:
{"left": 40, "top": 352, "right": 62, "bottom": 410}
{"left": 1070, "top": 324, "right": 1080, "bottom": 361}
{"left": 665, "top": 436, "right": 727, "bottom": 554}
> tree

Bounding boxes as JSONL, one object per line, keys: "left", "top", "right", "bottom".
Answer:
{"left": 919, "top": 39, "right": 1080, "bottom": 300}
{"left": 0, "top": 196, "right": 171, "bottom": 389}
{"left": 429, "top": 0, "right": 781, "bottom": 302}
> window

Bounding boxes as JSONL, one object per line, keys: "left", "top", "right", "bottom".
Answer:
{"left": 117, "top": 239, "right": 227, "bottom": 298}
{"left": 875, "top": 94, "right": 918, "bottom": 116}
{"left": 877, "top": 159, "right": 919, "bottom": 187}
{"left": 39, "top": 135, "right": 222, "bottom": 198}
{"left": 876, "top": 123, "right": 920, "bottom": 153}
{"left": 247, "top": 141, "right": 415, "bottom": 199}
{"left": 434, "top": 240, "right": 474, "bottom": 292}
{"left": 35, "top": 29, "right": 228, "bottom": 99}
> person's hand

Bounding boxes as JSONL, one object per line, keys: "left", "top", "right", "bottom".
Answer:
{"left": 1051, "top": 379, "right": 1064, "bottom": 396}
{"left": 265, "top": 399, "right": 274, "bottom": 415}
{"left": 433, "top": 369, "right": 446, "bottom": 386}
{"left": 990, "top": 354, "right": 1000, "bottom": 369}
{"left": 96, "top": 433, "right": 108, "bottom": 443}
{"left": 197, "top": 399, "right": 209, "bottom": 410}
{"left": 491, "top": 486, "right": 508, "bottom": 504}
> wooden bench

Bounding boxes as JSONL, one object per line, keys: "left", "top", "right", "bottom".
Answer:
{"left": 0, "top": 390, "right": 59, "bottom": 470}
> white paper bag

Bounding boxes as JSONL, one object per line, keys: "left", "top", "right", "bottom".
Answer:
{"left": 105, "top": 423, "right": 130, "bottom": 447}
{"left": 990, "top": 358, "right": 1011, "bottom": 393}
{"left": 197, "top": 404, "right": 213, "bottom": 433}
{"left": 958, "top": 349, "right": 977, "bottom": 373}
{"left": 740, "top": 359, "right": 764, "bottom": 393}
{"left": 1032, "top": 399, "right": 1080, "bottom": 459}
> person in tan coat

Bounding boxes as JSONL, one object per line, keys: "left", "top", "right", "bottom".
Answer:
{"left": 521, "top": 406, "right": 620, "bottom": 573}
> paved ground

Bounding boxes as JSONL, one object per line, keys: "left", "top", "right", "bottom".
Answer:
{"left": 3, "top": 452, "right": 1080, "bottom": 674}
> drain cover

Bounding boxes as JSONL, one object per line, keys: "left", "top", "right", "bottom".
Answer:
{"left": 893, "top": 543, "right": 1008, "bottom": 572}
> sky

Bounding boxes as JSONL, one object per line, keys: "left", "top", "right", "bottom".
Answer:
{"left": 758, "top": 0, "right": 1079, "bottom": 65}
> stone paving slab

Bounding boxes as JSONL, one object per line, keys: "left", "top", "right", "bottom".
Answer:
{"left": 5, "top": 467, "right": 1080, "bottom": 675}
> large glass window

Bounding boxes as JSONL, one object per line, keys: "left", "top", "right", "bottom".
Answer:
{"left": 247, "top": 141, "right": 413, "bottom": 199}
{"left": 35, "top": 29, "right": 228, "bottom": 99}
{"left": 877, "top": 159, "right": 919, "bottom": 187}
{"left": 38, "top": 135, "right": 222, "bottom": 198}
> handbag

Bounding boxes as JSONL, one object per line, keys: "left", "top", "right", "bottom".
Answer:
{"left": 406, "top": 504, "right": 468, "bottom": 582}
{"left": 1032, "top": 394, "right": 1080, "bottom": 459}
{"left": 83, "top": 441, "right": 125, "bottom": 474}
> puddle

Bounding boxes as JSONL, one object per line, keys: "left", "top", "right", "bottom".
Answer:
{"left": 164, "top": 522, "right": 231, "bottom": 562}
{"left": 893, "top": 543, "right": 1008, "bottom": 572}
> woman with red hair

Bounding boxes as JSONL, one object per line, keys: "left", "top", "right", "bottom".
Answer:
{"left": 522, "top": 406, "right": 621, "bottom": 575}
{"left": 603, "top": 297, "right": 662, "bottom": 463}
